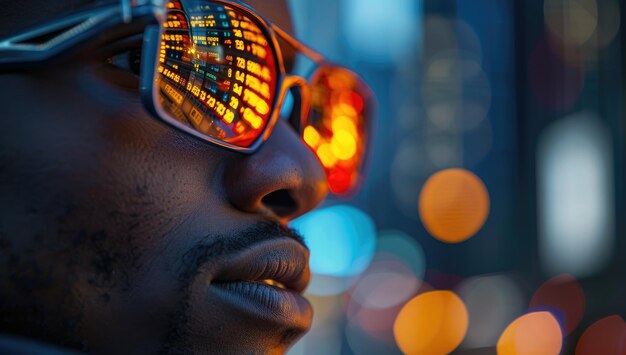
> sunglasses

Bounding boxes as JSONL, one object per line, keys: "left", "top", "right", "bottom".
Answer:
{"left": 0, "top": 0, "right": 373, "bottom": 196}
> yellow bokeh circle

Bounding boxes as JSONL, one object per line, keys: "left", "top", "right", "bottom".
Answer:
{"left": 497, "top": 312, "right": 563, "bottom": 355}
{"left": 331, "top": 130, "right": 357, "bottom": 160}
{"left": 393, "top": 290, "right": 469, "bottom": 355}
{"left": 418, "top": 168, "right": 490, "bottom": 243}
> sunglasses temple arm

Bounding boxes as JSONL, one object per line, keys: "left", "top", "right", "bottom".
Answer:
{"left": 271, "top": 24, "right": 325, "bottom": 64}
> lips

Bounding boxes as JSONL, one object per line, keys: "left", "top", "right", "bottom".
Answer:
{"left": 212, "top": 237, "right": 310, "bottom": 292}
{"left": 208, "top": 238, "right": 312, "bottom": 329}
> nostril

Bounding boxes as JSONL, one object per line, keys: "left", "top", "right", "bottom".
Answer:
{"left": 261, "top": 189, "right": 297, "bottom": 217}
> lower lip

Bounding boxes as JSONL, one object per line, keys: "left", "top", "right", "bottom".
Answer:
{"left": 210, "top": 281, "right": 312, "bottom": 326}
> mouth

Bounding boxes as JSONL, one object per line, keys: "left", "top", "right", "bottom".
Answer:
{"left": 208, "top": 238, "right": 312, "bottom": 329}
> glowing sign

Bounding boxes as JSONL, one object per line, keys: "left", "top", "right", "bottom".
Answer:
{"left": 155, "top": 0, "right": 278, "bottom": 147}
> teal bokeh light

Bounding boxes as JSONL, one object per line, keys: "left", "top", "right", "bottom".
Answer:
{"left": 291, "top": 205, "right": 377, "bottom": 278}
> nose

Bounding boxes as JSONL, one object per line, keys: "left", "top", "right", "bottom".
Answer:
{"left": 223, "top": 119, "right": 329, "bottom": 222}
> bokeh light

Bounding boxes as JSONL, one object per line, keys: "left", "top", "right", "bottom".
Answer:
{"left": 342, "top": 0, "right": 421, "bottom": 63}
{"left": 346, "top": 281, "right": 434, "bottom": 345}
{"left": 497, "top": 312, "right": 563, "bottom": 355}
{"left": 346, "top": 294, "right": 405, "bottom": 343}
{"left": 418, "top": 168, "right": 490, "bottom": 243}
{"left": 286, "top": 0, "right": 625, "bottom": 354}
{"left": 544, "top": 0, "right": 598, "bottom": 47}
{"left": 592, "top": 0, "right": 621, "bottom": 48}
{"left": 529, "top": 274, "right": 585, "bottom": 335}
{"left": 376, "top": 230, "right": 426, "bottom": 281}
{"left": 343, "top": 231, "right": 426, "bottom": 351}
{"left": 457, "top": 275, "right": 525, "bottom": 349}
{"left": 291, "top": 205, "right": 376, "bottom": 277}
{"left": 576, "top": 315, "right": 626, "bottom": 355}
{"left": 290, "top": 205, "right": 376, "bottom": 296}
{"left": 541, "top": 0, "right": 621, "bottom": 64}
{"left": 537, "top": 113, "right": 615, "bottom": 278}
{"left": 350, "top": 256, "right": 420, "bottom": 310}
{"left": 393, "top": 290, "right": 469, "bottom": 354}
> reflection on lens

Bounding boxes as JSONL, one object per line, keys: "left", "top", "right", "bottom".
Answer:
{"left": 156, "top": 0, "right": 278, "bottom": 147}
{"left": 305, "top": 66, "right": 371, "bottom": 195}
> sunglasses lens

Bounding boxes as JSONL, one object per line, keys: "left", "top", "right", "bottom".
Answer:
{"left": 154, "top": 0, "right": 278, "bottom": 148}
{"left": 303, "top": 66, "right": 372, "bottom": 195}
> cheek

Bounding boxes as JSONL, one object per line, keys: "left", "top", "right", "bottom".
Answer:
{"left": 2, "top": 68, "right": 249, "bottom": 350}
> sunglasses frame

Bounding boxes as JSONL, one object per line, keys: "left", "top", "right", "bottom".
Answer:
{"left": 0, "top": 0, "right": 343, "bottom": 153}
{"left": 0, "top": 0, "right": 374, "bottom": 195}
{"left": 140, "top": 0, "right": 330, "bottom": 153}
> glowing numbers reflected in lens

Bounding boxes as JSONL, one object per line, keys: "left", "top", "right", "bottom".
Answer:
{"left": 497, "top": 312, "right": 563, "bottom": 355}
{"left": 393, "top": 291, "right": 469, "bottom": 355}
{"left": 290, "top": 205, "right": 376, "bottom": 296}
{"left": 418, "top": 168, "right": 490, "bottom": 243}
{"left": 304, "top": 66, "right": 372, "bottom": 196}
{"left": 155, "top": 0, "right": 278, "bottom": 148}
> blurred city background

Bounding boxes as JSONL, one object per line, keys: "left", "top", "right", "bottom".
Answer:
{"left": 285, "top": 0, "right": 626, "bottom": 354}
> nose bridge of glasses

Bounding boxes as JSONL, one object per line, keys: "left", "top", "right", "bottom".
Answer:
{"left": 277, "top": 75, "right": 311, "bottom": 133}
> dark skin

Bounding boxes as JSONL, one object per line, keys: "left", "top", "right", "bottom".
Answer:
{"left": 0, "top": 0, "right": 328, "bottom": 353}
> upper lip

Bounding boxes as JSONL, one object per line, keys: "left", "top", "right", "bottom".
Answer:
{"left": 211, "top": 238, "right": 310, "bottom": 293}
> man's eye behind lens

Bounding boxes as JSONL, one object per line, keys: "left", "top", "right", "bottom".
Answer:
{"left": 106, "top": 46, "right": 143, "bottom": 77}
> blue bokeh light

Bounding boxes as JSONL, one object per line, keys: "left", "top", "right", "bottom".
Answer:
{"left": 291, "top": 205, "right": 377, "bottom": 278}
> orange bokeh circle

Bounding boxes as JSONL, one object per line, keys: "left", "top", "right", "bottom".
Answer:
{"left": 418, "top": 168, "right": 490, "bottom": 243}
{"left": 497, "top": 311, "right": 563, "bottom": 355}
{"left": 393, "top": 290, "right": 468, "bottom": 354}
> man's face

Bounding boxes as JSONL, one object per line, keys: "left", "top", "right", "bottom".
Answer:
{"left": 0, "top": 0, "right": 328, "bottom": 353}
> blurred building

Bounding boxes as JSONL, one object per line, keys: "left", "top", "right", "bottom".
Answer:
{"left": 287, "top": 0, "right": 626, "bottom": 354}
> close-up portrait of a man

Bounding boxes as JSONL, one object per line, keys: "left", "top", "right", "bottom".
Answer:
{"left": 0, "top": 0, "right": 374, "bottom": 353}
{"left": 8, "top": 0, "right": 625, "bottom": 354}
